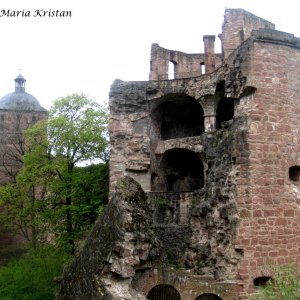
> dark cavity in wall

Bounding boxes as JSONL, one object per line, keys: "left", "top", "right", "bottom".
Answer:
{"left": 216, "top": 97, "right": 235, "bottom": 129}
{"left": 253, "top": 276, "right": 272, "bottom": 287}
{"left": 147, "top": 284, "right": 181, "bottom": 300}
{"left": 289, "top": 166, "right": 300, "bottom": 181}
{"left": 152, "top": 94, "right": 204, "bottom": 140}
{"left": 160, "top": 148, "right": 204, "bottom": 192}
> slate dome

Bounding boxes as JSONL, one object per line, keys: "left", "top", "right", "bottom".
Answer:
{"left": 0, "top": 74, "right": 47, "bottom": 112}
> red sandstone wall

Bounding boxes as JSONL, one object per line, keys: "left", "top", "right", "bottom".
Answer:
{"left": 110, "top": 12, "right": 300, "bottom": 298}
{"left": 149, "top": 44, "right": 205, "bottom": 80}
{"left": 149, "top": 44, "right": 222, "bottom": 80}
{"left": 221, "top": 9, "right": 275, "bottom": 59}
{"left": 235, "top": 39, "right": 300, "bottom": 297}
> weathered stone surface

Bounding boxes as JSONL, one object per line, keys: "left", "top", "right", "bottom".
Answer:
{"left": 60, "top": 8, "right": 300, "bottom": 300}
{"left": 107, "top": 11, "right": 300, "bottom": 299}
{"left": 56, "top": 177, "right": 159, "bottom": 300}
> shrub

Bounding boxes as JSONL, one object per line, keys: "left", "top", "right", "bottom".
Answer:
{"left": 254, "top": 265, "right": 300, "bottom": 300}
{"left": 0, "top": 245, "right": 70, "bottom": 300}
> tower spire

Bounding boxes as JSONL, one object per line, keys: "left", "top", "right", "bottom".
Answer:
{"left": 14, "top": 73, "right": 26, "bottom": 92}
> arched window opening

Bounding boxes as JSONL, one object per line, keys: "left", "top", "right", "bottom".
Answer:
{"left": 216, "top": 97, "right": 234, "bottom": 129}
{"left": 289, "top": 166, "right": 300, "bottom": 182}
{"left": 147, "top": 284, "right": 181, "bottom": 300}
{"left": 161, "top": 149, "right": 204, "bottom": 192}
{"left": 253, "top": 276, "right": 272, "bottom": 287}
{"left": 168, "top": 61, "right": 176, "bottom": 80}
{"left": 152, "top": 94, "right": 204, "bottom": 140}
{"left": 195, "top": 293, "right": 222, "bottom": 300}
{"left": 200, "top": 62, "right": 206, "bottom": 74}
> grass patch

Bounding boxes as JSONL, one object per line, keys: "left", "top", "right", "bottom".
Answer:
{"left": 253, "top": 265, "right": 300, "bottom": 300}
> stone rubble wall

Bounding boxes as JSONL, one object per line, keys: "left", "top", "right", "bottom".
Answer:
{"left": 56, "top": 176, "right": 159, "bottom": 300}
{"left": 59, "top": 10, "right": 300, "bottom": 300}
{"left": 149, "top": 43, "right": 223, "bottom": 80}
{"left": 221, "top": 9, "right": 275, "bottom": 59}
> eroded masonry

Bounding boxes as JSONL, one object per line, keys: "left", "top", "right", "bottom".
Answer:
{"left": 57, "top": 9, "right": 300, "bottom": 300}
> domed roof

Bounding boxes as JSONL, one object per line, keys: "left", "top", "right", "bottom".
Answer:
{"left": 0, "top": 74, "right": 47, "bottom": 112}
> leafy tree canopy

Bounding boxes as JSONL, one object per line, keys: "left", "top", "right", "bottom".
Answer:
{"left": 0, "top": 94, "right": 109, "bottom": 251}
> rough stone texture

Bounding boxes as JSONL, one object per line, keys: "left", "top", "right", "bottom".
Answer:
{"left": 56, "top": 177, "right": 159, "bottom": 300}
{"left": 109, "top": 59, "right": 249, "bottom": 194}
{"left": 149, "top": 43, "right": 223, "bottom": 80}
{"left": 57, "top": 176, "right": 241, "bottom": 300}
{"left": 60, "top": 8, "right": 300, "bottom": 300}
{"left": 220, "top": 9, "right": 275, "bottom": 59}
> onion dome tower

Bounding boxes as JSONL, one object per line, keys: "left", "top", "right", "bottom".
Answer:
{"left": 0, "top": 74, "right": 47, "bottom": 112}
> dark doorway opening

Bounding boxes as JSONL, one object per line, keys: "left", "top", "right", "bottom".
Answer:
{"left": 253, "top": 276, "right": 272, "bottom": 287}
{"left": 147, "top": 284, "right": 181, "bottom": 300}
{"left": 289, "top": 166, "right": 300, "bottom": 182}
{"left": 216, "top": 97, "right": 234, "bottom": 129}
{"left": 152, "top": 94, "right": 204, "bottom": 140}
{"left": 161, "top": 148, "right": 204, "bottom": 192}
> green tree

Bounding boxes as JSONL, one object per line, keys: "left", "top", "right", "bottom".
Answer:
{"left": 71, "top": 163, "right": 109, "bottom": 229}
{"left": 26, "top": 94, "right": 108, "bottom": 252}
{"left": 0, "top": 93, "right": 109, "bottom": 252}
{"left": 0, "top": 179, "right": 48, "bottom": 249}
{"left": 0, "top": 122, "right": 49, "bottom": 249}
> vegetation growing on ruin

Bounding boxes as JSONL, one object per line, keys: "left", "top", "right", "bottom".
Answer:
{"left": 151, "top": 196, "right": 168, "bottom": 208}
{"left": 253, "top": 265, "right": 300, "bottom": 300}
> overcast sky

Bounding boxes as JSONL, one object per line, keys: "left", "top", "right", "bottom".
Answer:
{"left": 0, "top": 0, "right": 299, "bottom": 110}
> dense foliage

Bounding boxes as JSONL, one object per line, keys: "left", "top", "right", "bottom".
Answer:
{"left": 0, "top": 245, "right": 71, "bottom": 300}
{"left": 0, "top": 94, "right": 109, "bottom": 251}
{"left": 0, "top": 93, "right": 109, "bottom": 298}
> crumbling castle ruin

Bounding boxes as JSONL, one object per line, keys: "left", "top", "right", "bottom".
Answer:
{"left": 57, "top": 9, "right": 300, "bottom": 300}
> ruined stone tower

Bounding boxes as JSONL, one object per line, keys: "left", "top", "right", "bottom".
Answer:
{"left": 56, "top": 8, "right": 300, "bottom": 300}
{"left": 108, "top": 9, "right": 300, "bottom": 299}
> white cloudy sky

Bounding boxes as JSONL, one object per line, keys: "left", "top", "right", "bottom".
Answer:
{"left": 0, "top": 0, "right": 299, "bottom": 109}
